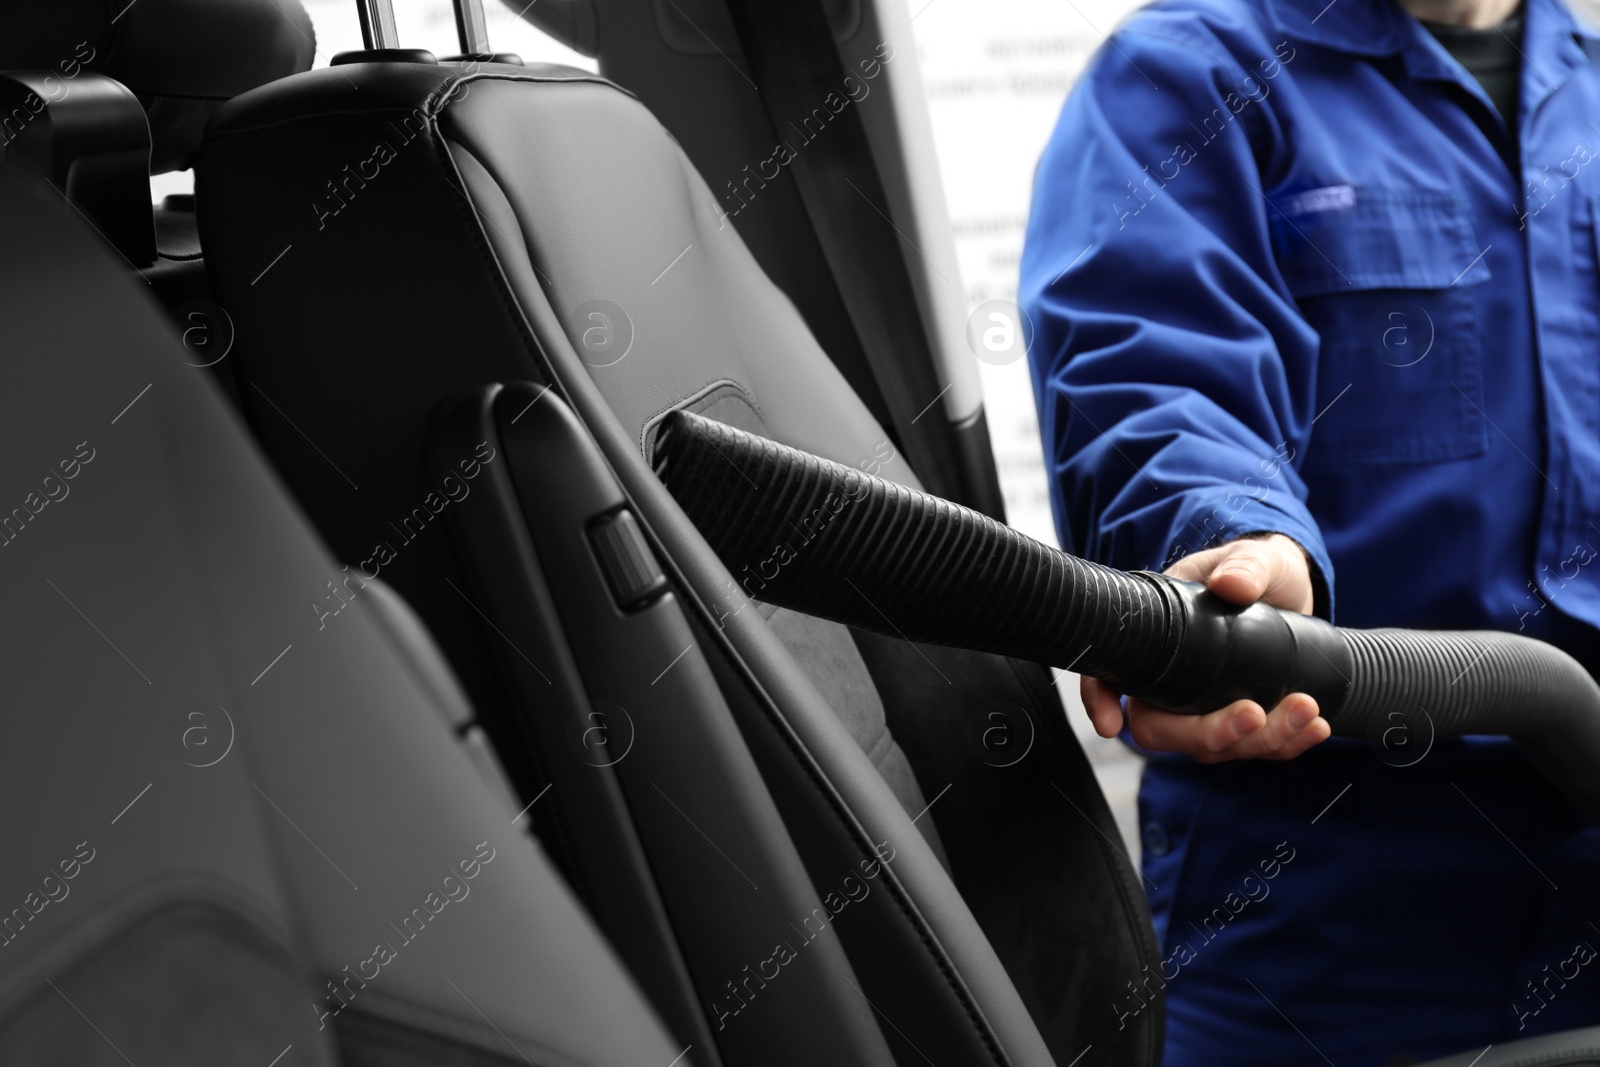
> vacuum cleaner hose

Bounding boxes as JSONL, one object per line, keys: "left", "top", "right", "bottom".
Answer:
{"left": 655, "top": 410, "right": 1600, "bottom": 822}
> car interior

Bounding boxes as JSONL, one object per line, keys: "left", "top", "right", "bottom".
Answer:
{"left": 3, "top": 0, "right": 1600, "bottom": 1063}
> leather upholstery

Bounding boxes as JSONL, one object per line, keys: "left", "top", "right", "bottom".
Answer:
{"left": 0, "top": 163, "right": 686, "bottom": 1066}
{"left": 198, "top": 58, "right": 1163, "bottom": 1067}
{"left": 0, "top": 0, "right": 315, "bottom": 172}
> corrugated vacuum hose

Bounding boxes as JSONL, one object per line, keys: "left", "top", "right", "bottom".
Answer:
{"left": 654, "top": 410, "right": 1600, "bottom": 824}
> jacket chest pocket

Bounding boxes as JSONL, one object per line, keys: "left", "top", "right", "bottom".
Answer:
{"left": 1273, "top": 187, "right": 1489, "bottom": 465}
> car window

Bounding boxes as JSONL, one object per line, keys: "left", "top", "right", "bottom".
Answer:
{"left": 910, "top": 0, "right": 1141, "bottom": 550}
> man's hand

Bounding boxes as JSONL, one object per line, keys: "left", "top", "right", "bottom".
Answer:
{"left": 1081, "top": 533, "right": 1332, "bottom": 762}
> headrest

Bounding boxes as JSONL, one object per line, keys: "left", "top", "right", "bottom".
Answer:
{"left": 0, "top": 0, "right": 315, "bottom": 173}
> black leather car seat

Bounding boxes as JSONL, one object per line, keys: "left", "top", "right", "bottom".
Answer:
{"left": 0, "top": 161, "right": 690, "bottom": 1066}
{"left": 196, "top": 26, "right": 1163, "bottom": 1067}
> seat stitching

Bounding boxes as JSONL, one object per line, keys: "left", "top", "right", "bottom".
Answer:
{"left": 206, "top": 72, "right": 630, "bottom": 143}
{"left": 699, "top": 625, "right": 1013, "bottom": 1065}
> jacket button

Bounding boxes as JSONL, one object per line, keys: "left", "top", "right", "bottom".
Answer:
{"left": 1143, "top": 820, "right": 1170, "bottom": 857}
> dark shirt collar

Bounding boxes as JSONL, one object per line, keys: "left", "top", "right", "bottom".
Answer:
{"left": 1263, "top": 0, "right": 1597, "bottom": 57}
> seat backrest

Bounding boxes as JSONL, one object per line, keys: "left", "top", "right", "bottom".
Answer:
{"left": 0, "top": 161, "right": 689, "bottom": 1067}
{"left": 197, "top": 54, "right": 1163, "bottom": 1067}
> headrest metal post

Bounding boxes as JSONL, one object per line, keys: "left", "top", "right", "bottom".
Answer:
{"left": 356, "top": 0, "right": 400, "bottom": 50}
{"left": 454, "top": 0, "right": 492, "bottom": 57}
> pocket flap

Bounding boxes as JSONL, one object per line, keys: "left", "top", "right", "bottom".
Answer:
{"left": 1270, "top": 187, "right": 1489, "bottom": 297}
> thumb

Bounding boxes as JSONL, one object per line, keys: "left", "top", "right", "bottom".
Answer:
{"left": 1207, "top": 550, "right": 1271, "bottom": 605}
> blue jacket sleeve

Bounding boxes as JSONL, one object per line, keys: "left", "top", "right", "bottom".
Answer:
{"left": 1019, "top": 19, "right": 1335, "bottom": 618}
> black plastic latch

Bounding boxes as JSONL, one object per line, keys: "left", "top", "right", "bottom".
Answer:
{"left": 588, "top": 508, "right": 668, "bottom": 611}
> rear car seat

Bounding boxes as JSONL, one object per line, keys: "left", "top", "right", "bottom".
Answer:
{"left": 195, "top": 15, "right": 1164, "bottom": 1067}
{"left": 0, "top": 0, "right": 314, "bottom": 289}
{"left": 0, "top": 0, "right": 315, "bottom": 412}
{"left": 0, "top": 160, "right": 689, "bottom": 1066}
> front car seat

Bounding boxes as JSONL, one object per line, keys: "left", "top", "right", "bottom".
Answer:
{"left": 0, "top": 161, "right": 691, "bottom": 1067}
{"left": 195, "top": 21, "right": 1164, "bottom": 1067}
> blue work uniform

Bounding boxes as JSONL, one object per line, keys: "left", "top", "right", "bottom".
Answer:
{"left": 1020, "top": 0, "right": 1600, "bottom": 1059}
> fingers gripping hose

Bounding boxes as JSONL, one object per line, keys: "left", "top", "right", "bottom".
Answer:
{"left": 655, "top": 411, "right": 1600, "bottom": 823}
